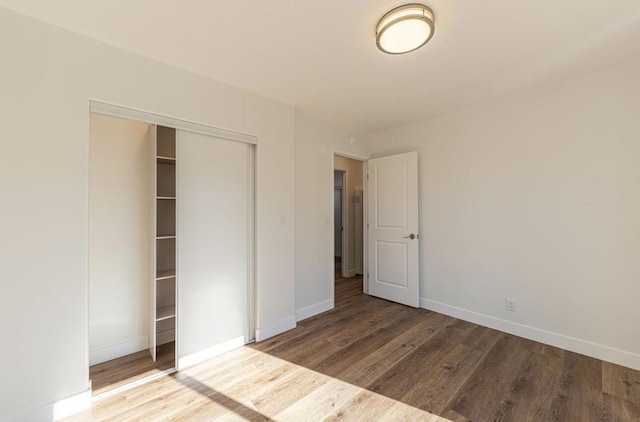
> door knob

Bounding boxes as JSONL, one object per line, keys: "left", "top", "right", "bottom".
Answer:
{"left": 403, "top": 234, "right": 416, "bottom": 240}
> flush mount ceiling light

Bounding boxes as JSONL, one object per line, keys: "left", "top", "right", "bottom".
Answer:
{"left": 376, "top": 4, "right": 435, "bottom": 54}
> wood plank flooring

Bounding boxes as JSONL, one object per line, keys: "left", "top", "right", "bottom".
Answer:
{"left": 90, "top": 342, "right": 175, "bottom": 396}
{"left": 66, "top": 275, "right": 640, "bottom": 421}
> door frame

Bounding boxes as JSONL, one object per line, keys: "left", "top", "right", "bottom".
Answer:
{"left": 330, "top": 149, "right": 370, "bottom": 302}
{"left": 88, "top": 101, "right": 257, "bottom": 385}
{"left": 334, "top": 170, "right": 348, "bottom": 278}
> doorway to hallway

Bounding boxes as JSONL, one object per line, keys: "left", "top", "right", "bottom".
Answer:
{"left": 333, "top": 155, "right": 364, "bottom": 293}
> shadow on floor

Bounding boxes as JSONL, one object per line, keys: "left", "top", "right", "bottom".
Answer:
{"left": 176, "top": 374, "right": 274, "bottom": 421}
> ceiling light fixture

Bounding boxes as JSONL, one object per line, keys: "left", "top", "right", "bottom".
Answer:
{"left": 376, "top": 4, "right": 435, "bottom": 54}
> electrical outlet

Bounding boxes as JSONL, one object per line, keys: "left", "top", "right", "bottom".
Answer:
{"left": 505, "top": 297, "right": 516, "bottom": 312}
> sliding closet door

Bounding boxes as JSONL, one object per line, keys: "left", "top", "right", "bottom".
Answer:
{"left": 177, "top": 130, "right": 253, "bottom": 360}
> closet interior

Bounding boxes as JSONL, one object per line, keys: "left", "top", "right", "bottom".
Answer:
{"left": 88, "top": 114, "right": 177, "bottom": 397}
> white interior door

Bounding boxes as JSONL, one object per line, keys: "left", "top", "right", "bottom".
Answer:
{"left": 177, "top": 130, "right": 253, "bottom": 360}
{"left": 367, "top": 151, "right": 419, "bottom": 307}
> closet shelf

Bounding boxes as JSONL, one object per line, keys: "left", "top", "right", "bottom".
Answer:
{"left": 157, "top": 156, "right": 176, "bottom": 165}
{"left": 156, "top": 235, "right": 176, "bottom": 240}
{"left": 156, "top": 269, "right": 176, "bottom": 280}
{"left": 156, "top": 305, "right": 176, "bottom": 321}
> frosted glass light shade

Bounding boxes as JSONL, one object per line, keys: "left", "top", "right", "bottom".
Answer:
{"left": 376, "top": 4, "right": 435, "bottom": 54}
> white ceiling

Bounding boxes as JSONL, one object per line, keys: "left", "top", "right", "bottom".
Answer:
{"left": 2, "top": 1, "right": 640, "bottom": 133}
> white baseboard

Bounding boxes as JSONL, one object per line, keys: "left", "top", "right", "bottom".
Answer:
{"left": 178, "top": 335, "right": 245, "bottom": 370}
{"left": 157, "top": 328, "right": 175, "bottom": 346}
{"left": 255, "top": 316, "right": 296, "bottom": 342}
{"left": 89, "top": 335, "right": 148, "bottom": 366}
{"left": 421, "top": 298, "right": 640, "bottom": 371}
{"left": 53, "top": 389, "right": 92, "bottom": 421}
{"left": 3, "top": 389, "right": 91, "bottom": 421}
{"left": 346, "top": 269, "right": 357, "bottom": 277}
{"left": 296, "top": 299, "right": 334, "bottom": 322}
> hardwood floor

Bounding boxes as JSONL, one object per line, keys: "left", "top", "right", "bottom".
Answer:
{"left": 66, "top": 276, "right": 640, "bottom": 421}
{"left": 90, "top": 342, "right": 175, "bottom": 397}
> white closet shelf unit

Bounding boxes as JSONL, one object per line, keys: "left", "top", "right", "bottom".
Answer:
{"left": 156, "top": 305, "right": 176, "bottom": 321}
{"left": 157, "top": 156, "right": 176, "bottom": 165}
{"left": 151, "top": 125, "right": 178, "bottom": 361}
{"left": 156, "top": 269, "right": 176, "bottom": 280}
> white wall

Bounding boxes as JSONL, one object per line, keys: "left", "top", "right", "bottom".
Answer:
{"left": 334, "top": 156, "right": 364, "bottom": 277}
{"left": 371, "top": 60, "right": 640, "bottom": 370}
{"left": 89, "top": 114, "right": 153, "bottom": 365}
{"left": 0, "top": 7, "right": 295, "bottom": 419}
{"left": 294, "top": 111, "right": 370, "bottom": 321}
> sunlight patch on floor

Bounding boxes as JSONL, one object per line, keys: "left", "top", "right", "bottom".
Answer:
{"left": 172, "top": 346, "right": 452, "bottom": 421}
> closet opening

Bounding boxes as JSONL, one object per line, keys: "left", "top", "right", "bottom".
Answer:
{"left": 88, "top": 102, "right": 257, "bottom": 400}
{"left": 89, "top": 115, "right": 177, "bottom": 398}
